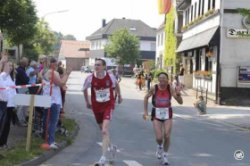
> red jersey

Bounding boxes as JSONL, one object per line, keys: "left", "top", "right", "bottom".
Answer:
{"left": 152, "top": 84, "right": 171, "bottom": 108}
{"left": 91, "top": 73, "right": 115, "bottom": 111}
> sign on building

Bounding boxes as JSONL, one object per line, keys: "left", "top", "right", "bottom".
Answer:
{"left": 227, "top": 28, "right": 250, "bottom": 38}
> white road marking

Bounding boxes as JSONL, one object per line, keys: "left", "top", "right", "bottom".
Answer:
{"left": 123, "top": 160, "right": 143, "bottom": 166}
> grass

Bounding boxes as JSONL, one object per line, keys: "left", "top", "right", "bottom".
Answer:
{"left": 0, "top": 118, "right": 77, "bottom": 166}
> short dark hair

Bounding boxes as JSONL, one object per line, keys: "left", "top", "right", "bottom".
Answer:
{"left": 157, "top": 72, "right": 168, "bottom": 78}
{"left": 95, "top": 58, "right": 106, "bottom": 67}
{"left": 50, "top": 57, "right": 57, "bottom": 63}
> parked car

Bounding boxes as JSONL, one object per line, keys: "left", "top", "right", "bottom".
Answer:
{"left": 81, "top": 66, "right": 92, "bottom": 73}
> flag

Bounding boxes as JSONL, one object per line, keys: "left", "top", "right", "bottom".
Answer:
{"left": 158, "top": 0, "right": 172, "bottom": 15}
{"left": 158, "top": 0, "right": 164, "bottom": 14}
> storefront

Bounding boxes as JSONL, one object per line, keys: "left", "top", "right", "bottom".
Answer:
{"left": 176, "top": 0, "right": 250, "bottom": 105}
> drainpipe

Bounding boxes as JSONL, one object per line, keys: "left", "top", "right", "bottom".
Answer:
{"left": 216, "top": 0, "right": 224, "bottom": 104}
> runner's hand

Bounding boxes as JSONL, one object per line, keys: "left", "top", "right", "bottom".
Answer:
{"left": 86, "top": 103, "right": 92, "bottom": 109}
{"left": 118, "top": 95, "right": 123, "bottom": 104}
{"left": 143, "top": 113, "right": 149, "bottom": 120}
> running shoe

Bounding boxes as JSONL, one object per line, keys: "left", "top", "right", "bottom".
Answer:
{"left": 98, "top": 156, "right": 106, "bottom": 166}
{"left": 162, "top": 153, "right": 169, "bottom": 165}
{"left": 156, "top": 146, "right": 163, "bottom": 159}
{"left": 109, "top": 145, "right": 117, "bottom": 162}
{"left": 49, "top": 142, "right": 59, "bottom": 150}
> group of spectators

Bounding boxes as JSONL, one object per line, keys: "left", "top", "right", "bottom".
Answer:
{"left": 0, "top": 51, "right": 70, "bottom": 150}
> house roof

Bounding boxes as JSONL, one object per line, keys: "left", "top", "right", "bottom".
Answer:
{"left": 59, "top": 40, "right": 90, "bottom": 58}
{"left": 86, "top": 18, "right": 156, "bottom": 40}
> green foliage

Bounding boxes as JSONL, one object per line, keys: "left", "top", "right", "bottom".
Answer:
{"left": 33, "top": 20, "right": 56, "bottom": 55}
{"left": 164, "top": 6, "right": 177, "bottom": 74}
{"left": 104, "top": 29, "right": 139, "bottom": 65}
{"left": 238, "top": 8, "right": 250, "bottom": 17}
{"left": 0, "top": 0, "right": 38, "bottom": 45}
{"left": 63, "top": 34, "right": 76, "bottom": 40}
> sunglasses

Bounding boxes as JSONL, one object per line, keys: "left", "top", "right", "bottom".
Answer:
{"left": 95, "top": 64, "right": 102, "bottom": 66}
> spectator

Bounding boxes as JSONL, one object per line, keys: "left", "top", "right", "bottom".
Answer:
{"left": 42, "top": 57, "right": 71, "bottom": 149}
{"left": 26, "top": 60, "right": 38, "bottom": 94}
{"left": 194, "top": 96, "right": 207, "bottom": 115}
{"left": 15, "top": 57, "right": 29, "bottom": 127}
{"left": 146, "top": 72, "right": 153, "bottom": 92}
{"left": 0, "top": 53, "right": 17, "bottom": 148}
{"left": 178, "top": 63, "right": 185, "bottom": 88}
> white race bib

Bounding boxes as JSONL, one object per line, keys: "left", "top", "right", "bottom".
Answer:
{"left": 155, "top": 107, "right": 169, "bottom": 120}
{"left": 95, "top": 88, "right": 110, "bottom": 102}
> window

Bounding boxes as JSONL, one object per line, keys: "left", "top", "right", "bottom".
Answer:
{"left": 198, "top": 0, "right": 201, "bottom": 16}
{"left": 187, "top": 8, "right": 190, "bottom": 24}
{"left": 212, "top": 0, "right": 215, "bottom": 9}
{"left": 208, "top": 0, "right": 211, "bottom": 10}
{"left": 191, "top": 6, "right": 193, "bottom": 21}
{"left": 195, "top": 50, "right": 201, "bottom": 71}
{"left": 194, "top": 3, "right": 197, "bottom": 19}
{"left": 202, "top": 0, "right": 204, "bottom": 15}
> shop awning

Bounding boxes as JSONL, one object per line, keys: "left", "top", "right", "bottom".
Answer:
{"left": 176, "top": 26, "right": 219, "bottom": 53}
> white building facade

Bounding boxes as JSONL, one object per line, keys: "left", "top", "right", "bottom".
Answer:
{"left": 176, "top": 0, "right": 250, "bottom": 105}
{"left": 156, "top": 23, "right": 165, "bottom": 69}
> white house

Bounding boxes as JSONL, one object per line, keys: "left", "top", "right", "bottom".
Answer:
{"left": 176, "top": 0, "right": 250, "bottom": 105}
{"left": 86, "top": 18, "right": 156, "bottom": 71}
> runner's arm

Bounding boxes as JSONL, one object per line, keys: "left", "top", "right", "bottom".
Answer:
{"left": 170, "top": 85, "right": 183, "bottom": 104}
{"left": 143, "top": 86, "right": 154, "bottom": 119}
{"left": 83, "top": 75, "right": 92, "bottom": 108}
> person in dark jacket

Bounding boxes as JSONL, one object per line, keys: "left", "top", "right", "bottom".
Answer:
{"left": 15, "top": 57, "right": 29, "bottom": 126}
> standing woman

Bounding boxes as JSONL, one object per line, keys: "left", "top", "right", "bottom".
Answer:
{"left": 143, "top": 72, "right": 183, "bottom": 165}
{"left": 0, "top": 52, "right": 17, "bottom": 148}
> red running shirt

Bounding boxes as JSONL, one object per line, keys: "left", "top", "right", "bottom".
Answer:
{"left": 91, "top": 73, "right": 115, "bottom": 111}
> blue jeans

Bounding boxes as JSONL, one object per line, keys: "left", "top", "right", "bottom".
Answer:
{"left": 43, "top": 103, "right": 61, "bottom": 144}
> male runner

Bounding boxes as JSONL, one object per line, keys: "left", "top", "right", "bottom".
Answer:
{"left": 83, "top": 58, "right": 122, "bottom": 165}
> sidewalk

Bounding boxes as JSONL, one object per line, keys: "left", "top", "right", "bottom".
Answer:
{"left": 124, "top": 76, "right": 250, "bottom": 130}
{"left": 179, "top": 88, "right": 250, "bottom": 130}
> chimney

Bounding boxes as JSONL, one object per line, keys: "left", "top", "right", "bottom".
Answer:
{"left": 102, "top": 19, "right": 106, "bottom": 27}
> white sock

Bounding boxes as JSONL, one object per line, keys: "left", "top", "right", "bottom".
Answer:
{"left": 163, "top": 152, "right": 168, "bottom": 156}
{"left": 158, "top": 144, "right": 163, "bottom": 149}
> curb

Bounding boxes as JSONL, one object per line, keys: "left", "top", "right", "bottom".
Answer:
{"left": 17, "top": 123, "right": 80, "bottom": 166}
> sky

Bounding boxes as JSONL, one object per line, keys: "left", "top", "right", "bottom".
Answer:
{"left": 33, "top": 0, "right": 165, "bottom": 41}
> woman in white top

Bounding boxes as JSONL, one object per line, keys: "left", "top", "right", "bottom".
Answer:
{"left": 42, "top": 57, "right": 71, "bottom": 149}
{"left": 0, "top": 53, "right": 17, "bottom": 148}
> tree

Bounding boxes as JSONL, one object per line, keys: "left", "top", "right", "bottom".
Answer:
{"left": 22, "top": 20, "right": 56, "bottom": 60}
{"left": 63, "top": 34, "right": 76, "bottom": 40}
{"left": 0, "top": 0, "right": 38, "bottom": 60}
{"left": 104, "top": 29, "right": 139, "bottom": 65}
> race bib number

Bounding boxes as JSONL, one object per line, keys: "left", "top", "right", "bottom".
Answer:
{"left": 155, "top": 108, "right": 169, "bottom": 120}
{"left": 95, "top": 88, "right": 110, "bottom": 102}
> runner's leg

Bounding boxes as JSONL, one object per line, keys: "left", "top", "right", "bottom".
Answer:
{"left": 153, "top": 119, "right": 163, "bottom": 159}
{"left": 163, "top": 119, "right": 172, "bottom": 152}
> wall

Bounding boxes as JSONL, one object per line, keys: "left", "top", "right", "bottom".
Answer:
{"left": 156, "top": 28, "right": 165, "bottom": 68}
{"left": 66, "top": 58, "right": 84, "bottom": 71}
{"left": 221, "top": 8, "right": 250, "bottom": 88}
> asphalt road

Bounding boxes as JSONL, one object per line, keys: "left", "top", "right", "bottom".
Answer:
{"left": 40, "top": 71, "right": 250, "bottom": 166}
